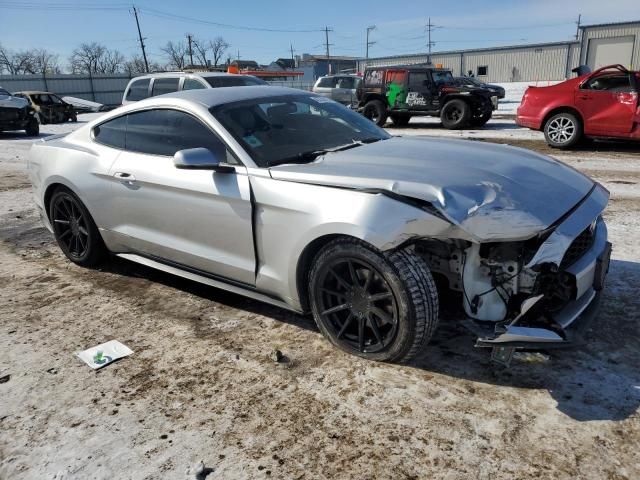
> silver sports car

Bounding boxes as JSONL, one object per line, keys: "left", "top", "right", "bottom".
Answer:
{"left": 28, "top": 86, "right": 611, "bottom": 364}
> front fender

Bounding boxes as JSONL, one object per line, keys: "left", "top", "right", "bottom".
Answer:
{"left": 249, "top": 175, "right": 464, "bottom": 309}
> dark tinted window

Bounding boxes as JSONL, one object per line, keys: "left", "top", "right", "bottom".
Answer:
{"left": 183, "top": 78, "right": 206, "bottom": 90}
{"left": 126, "top": 78, "right": 150, "bottom": 101}
{"left": 0, "top": 88, "right": 10, "bottom": 96}
{"left": 151, "top": 77, "right": 180, "bottom": 96}
{"left": 584, "top": 73, "right": 633, "bottom": 92}
{"left": 204, "top": 76, "right": 266, "bottom": 87}
{"left": 477, "top": 65, "right": 488, "bottom": 76}
{"left": 316, "top": 77, "right": 336, "bottom": 88}
{"left": 93, "top": 115, "right": 127, "bottom": 149}
{"left": 124, "top": 109, "right": 231, "bottom": 160}
{"left": 409, "top": 72, "right": 429, "bottom": 86}
{"left": 336, "top": 77, "right": 355, "bottom": 89}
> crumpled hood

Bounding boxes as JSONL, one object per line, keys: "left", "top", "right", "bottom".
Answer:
{"left": 268, "top": 136, "right": 595, "bottom": 241}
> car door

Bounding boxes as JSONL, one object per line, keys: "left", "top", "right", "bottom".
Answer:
{"left": 575, "top": 72, "right": 637, "bottom": 135}
{"left": 107, "top": 108, "right": 256, "bottom": 285}
{"left": 333, "top": 77, "right": 355, "bottom": 104}
{"left": 405, "top": 71, "right": 432, "bottom": 111}
{"left": 384, "top": 70, "right": 408, "bottom": 110}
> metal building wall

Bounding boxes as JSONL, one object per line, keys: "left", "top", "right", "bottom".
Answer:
{"left": 461, "top": 44, "right": 573, "bottom": 82}
{"left": 357, "top": 43, "right": 577, "bottom": 81}
{"left": 579, "top": 23, "right": 640, "bottom": 69}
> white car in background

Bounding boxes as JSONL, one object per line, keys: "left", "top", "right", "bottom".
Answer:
{"left": 122, "top": 72, "right": 268, "bottom": 105}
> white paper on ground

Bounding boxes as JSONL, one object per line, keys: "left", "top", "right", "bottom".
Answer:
{"left": 76, "top": 340, "right": 134, "bottom": 370}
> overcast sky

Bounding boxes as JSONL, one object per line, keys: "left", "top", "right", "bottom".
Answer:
{"left": 1, "top": 0, "right": 638, "bottom": 65}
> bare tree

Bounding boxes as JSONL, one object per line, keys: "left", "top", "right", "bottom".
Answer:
{"left": 0, "top": 44, "right": 36, "bottom": 74}
{"left": 125, "top": 55, "right": 163, "bottom": 74}
{"left": 191, "top": 37, "right": 210, "bottom": 67}
{"left": 209, "top": 37, "right": 230, "bottom": 67}
{"left": 161, "top": 41, "right": 188, "bottom": 70}
{"left": 97, "top": 49, "right": 125, "bottom": 74}
{"left": 31, "top": 49, "right": 61, "bottom": 74}
{"left": 69, "top": 42, "right": 106, "bottom": 74}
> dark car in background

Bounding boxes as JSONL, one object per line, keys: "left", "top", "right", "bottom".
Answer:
{"left": 454, "top": 76, "right": 506, "bottom": 99}
{"left": 357, "top": 65, "right": 498, "bottom": 128}
{"left": 0, "top": 87, "right": 39, "bottom": 135}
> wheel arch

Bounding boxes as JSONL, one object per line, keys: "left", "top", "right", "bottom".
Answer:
{"left": 541, "top": 106, "right": 583, "bottom": 130}
{"left": 362, "top": 93, "right": 388, "bottom": 107}
{"left": 295, "top": 233, "right": 358, "bottom": 312}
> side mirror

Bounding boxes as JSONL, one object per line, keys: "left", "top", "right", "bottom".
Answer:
{"left": 173, "top": 147, "right": 235, "bottom": 173}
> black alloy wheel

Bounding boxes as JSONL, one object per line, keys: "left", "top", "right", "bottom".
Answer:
{"left": 309, "top": 238, "right": 439, "bottom": 363}
{"left": 314, "top": 257, "right": 398, "bottom": 354}
{"left": 49, "top": 188, "right": 107, "bottom": 267}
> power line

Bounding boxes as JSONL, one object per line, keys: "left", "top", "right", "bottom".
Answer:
{"left": 138, "top": 6, "right": 326, "bottom": 33}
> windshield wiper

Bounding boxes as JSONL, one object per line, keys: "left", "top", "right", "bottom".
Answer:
{"left": 268, "top": 141, "right": 364, "bottom": 167}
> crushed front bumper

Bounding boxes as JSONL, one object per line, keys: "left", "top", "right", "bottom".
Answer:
{"left": 470, "top": 185, "right": 611, "bottom": 360}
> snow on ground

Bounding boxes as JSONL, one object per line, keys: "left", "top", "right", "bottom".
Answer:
{"left": 1, "top": 110, "right": 639, "bottom": 479}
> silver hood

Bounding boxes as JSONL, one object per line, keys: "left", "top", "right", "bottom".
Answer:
{"left": 269, "top": 136, "right": 595, "bottom": 242}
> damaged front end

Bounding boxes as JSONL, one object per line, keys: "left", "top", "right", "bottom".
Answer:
{"left": 414, "top": 183, "right": 611, "bottom": 365}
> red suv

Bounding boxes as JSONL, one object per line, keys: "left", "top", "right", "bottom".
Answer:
{"left": 517, "top": 64, "right": 640, "bottom": 148}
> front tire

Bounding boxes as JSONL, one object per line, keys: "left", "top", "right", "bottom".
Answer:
{"left": 25, "top": 117, "right": 39, "bottom": 136}
{"left": 390, "top": 114, "right": 411, "bottom": 127}
{"left": 363, "top": 100, "right": 388, "bottom": 127}
{"left": 544, "top": 112, "right": 582, "bottom": 148}
{"left": 309, "top": 238, "right": 439, "bottom": 363}
{"left": 49, "top": 188, "right": 107, "bottom": 267}
{"left": 469, "top": 110, "right": 492, "bottom": 128}
{"left": 441, "top": 99, "right": 471, "bottom": 129}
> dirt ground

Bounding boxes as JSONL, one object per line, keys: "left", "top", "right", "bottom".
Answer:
{"left": 1, "top": 115, "right": 639, "bottom": 480}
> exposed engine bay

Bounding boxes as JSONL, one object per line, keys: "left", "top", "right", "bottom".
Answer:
{"left": 413, "top": 211, "right": 611, "bottom": 365}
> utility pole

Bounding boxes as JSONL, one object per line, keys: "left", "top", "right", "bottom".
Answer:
{"left": 187, "top": 34, "right": 194, "bottom": 67}
{"left": 237, "top": 49, "right": 240, "bottom": 60}
{"left": 426, "top": 17, "right": 436, "bottom": 64}
{"left": 575, "top": 14, "right": 582, "bottom": 40}
{"left": 324, "top": 26, "right": 333, "bottom": 74}
{"left": 132, "top": 6, "right": 149, "bottom": 73}
{"left": 290, "top": 42, "right": 295, "bottom": 69}
{"left": 366, "top": 25, "right": 376, "bottom": 64}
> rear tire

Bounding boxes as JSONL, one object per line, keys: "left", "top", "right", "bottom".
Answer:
{"left": 441, "top": 99, "right": 471, "bottom": 129}
{"left": 309, "top": 238, "right": 439, "bottom": 363}
{"left": 390, "top": 114, "right": 411, "bottom": 127}
{"left": 49, "top": 187, "right": 107, "bottom": 268}
{"left": 363, "top": 100, "right": 388, "bottom": 127}
{"left": 544, "top": 112, "right": 582, "bottom": 149}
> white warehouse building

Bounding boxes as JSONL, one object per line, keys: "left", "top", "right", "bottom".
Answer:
{"left": 357, "top": 20, "right": 640, "bottom": 82}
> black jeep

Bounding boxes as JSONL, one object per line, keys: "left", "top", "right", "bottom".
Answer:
{"left": 357, "top": 65, "right": 498, "bottom": 129}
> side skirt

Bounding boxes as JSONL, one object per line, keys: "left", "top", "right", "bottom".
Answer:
{"left": 116, "top": 253, "right": 302, "bottom": 314}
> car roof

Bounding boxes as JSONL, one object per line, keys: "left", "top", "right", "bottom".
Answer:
{"left": 130, "top": 72, "right": 254, "bottom": 80}
{"left": 127, "top": 85, "right": 308, "bottom": 109}
{"left": 14, "top": 91, "right": 56, "bottom": 95}
{"left": 366, "top": 65, "right": 450, "bottom": 71}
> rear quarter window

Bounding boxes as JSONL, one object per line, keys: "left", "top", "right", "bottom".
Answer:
{"left": 93, "top": 115, "right": 127, "bottom": 149}
{"left": 126, "top": 78, "right": 151, "bottom": 101}
{"left": 316, "top": 77, "right": 336, "bottom": 88}
{"left": 151, "top": 77, "right": 180, "bottom": 96}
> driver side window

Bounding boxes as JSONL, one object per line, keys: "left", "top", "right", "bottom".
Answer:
{"left": 583, "top": 74, "right": 634, "bottom": 93}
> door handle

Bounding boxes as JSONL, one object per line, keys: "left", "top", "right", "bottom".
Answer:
{"left": 113, "top": 172, "right": 136, "bottom": 183}
{"left": 578, "top": 95, "right": 590, "bottom": 100}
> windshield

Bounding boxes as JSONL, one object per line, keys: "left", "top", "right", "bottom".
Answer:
{"left": 431, "top": 71, "right": 454, "bottom": 84}
{"left": 211, "top": 94, "right": 390, "bottom": 167}
{"left": 0, "top": 88, "right": 10, "bottom": 96}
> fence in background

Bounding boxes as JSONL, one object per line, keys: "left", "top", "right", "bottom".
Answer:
{"left": 0, "top": 74, "right": 316, "bottom": 106}
{"left": 0, "top": 73, "right": 133, "bottom": 106}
